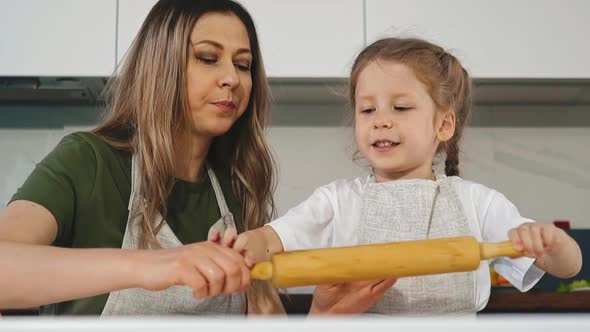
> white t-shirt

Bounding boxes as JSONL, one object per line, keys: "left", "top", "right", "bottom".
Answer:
{"left": 269, "top": 175, "right": 545, "bottom": 311}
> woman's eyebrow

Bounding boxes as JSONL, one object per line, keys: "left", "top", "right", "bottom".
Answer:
{"left": 192, "top": 40, "right": 251, "bottom": 56}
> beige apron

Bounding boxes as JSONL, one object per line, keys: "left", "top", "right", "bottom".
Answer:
{"left": 358, "top": 167, "right": 476, "bottom": 316}
{"left": 101, "top": 156, "right": 245, "bottom": 315}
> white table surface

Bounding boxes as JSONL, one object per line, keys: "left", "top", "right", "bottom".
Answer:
{"left": 1, "top": 314, "right": 590, "bottom": 332}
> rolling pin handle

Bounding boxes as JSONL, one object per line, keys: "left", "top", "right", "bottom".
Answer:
{"left": 251, "top": 261, "right": 273, "bottom": 280}
{"left": 480, "top": 241, "right": 523, "bottom": 260}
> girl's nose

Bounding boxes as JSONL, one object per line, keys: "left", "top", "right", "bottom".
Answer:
{"left": 373, "top": 112, "right": 393, "bottom": 129}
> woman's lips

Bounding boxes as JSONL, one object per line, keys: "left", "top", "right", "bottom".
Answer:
{"left": 212, "top": 100, "right": 236, "bottom": 114}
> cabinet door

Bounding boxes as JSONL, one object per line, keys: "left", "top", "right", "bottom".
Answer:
{"left": 366, "top": 0, "right": 590, "bottom": 79}
{"left": 239, "top": 0, "right": 364, "bottom": 78}
{"left": 0, "top": 0, "right": 117, "bottom": 76}
{"left": 117, "top": 0, "right": 365, "bottom": 78}
{"left": 116, "top": 0, "right": 157, "bottom": 65}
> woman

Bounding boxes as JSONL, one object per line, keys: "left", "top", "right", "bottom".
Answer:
{"left": 0, "top": 0, "right": 392, "bottom": 315}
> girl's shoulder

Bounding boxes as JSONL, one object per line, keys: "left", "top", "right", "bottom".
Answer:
{"left": 448, "top": 176, "right": 523, "bottom": 229}
{"left": 317, "top": 175, "right": 369, "bottom": 198}
{"left": 447, "top": 176, "right": 502, "bottom": 203}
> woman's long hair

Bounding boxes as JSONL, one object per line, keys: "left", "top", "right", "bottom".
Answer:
{"left": 93, "top": 0, "right": 277, "bottom": 312}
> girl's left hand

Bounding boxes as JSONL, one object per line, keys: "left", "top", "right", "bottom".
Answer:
{"left": 508, "top": 222, "right": 567, "bottom": 258}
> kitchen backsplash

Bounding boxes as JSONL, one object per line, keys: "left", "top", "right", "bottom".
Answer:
{"left": 1, "top": 104, "right": 589, "bottom": 229}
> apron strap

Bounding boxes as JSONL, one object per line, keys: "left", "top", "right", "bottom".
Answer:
{"left": 128, "top": 155, "right": 141, "bottom": 211}
{"left": 206, "top": 162, "right": 236, "bottom": 228}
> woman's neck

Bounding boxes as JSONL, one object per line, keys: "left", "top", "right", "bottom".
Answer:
{"left": 174, "top": 133, "right": 212, "bottom": 183}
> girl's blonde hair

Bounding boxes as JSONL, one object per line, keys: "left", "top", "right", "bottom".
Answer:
{"left": 93, "top": 0, "right": 276, "bottom": 312}
{"left": 348, "top": 37, "right": 473, "bottom": 176}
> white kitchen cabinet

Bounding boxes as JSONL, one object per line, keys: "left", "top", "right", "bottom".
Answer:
{"left": 116, "top": 0, "right": 364, "bottom": 78}
{"left": 366, "top": 0, "right": 590, "bottom": 79}
{"left": 116, "top": 0, "right": 157, "bottom": 65}
{"left": 238, "top": 0, "right": 364, "bottom": 78}
{"left": 0, "top": 0, "right": 117, "bottom": 76}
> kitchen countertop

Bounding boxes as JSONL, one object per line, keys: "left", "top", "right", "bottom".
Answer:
{"left": 280, "top": 290, "right": 590, "bottom": 314}
{"left": 482, "top": 288, "right": 590, "bottom": 313}
{"left": 1, "top": 315, "right": 590, "bottom": 331}
{"left": 3, "top": 290, "right": 589, "bottom": 317}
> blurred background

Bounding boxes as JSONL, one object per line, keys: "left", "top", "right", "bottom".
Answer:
{"left": 0, "top": 0, "right": 589, "bottom": 314}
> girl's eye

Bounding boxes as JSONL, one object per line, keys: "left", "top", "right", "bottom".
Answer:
{"left": 394, "top": 106, "right": 411, "bottom": 111}
{"left": 361, "top": 107, "right": 375, "bottom": 114}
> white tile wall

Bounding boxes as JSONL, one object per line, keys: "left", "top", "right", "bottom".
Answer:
{"left": 0, "top": 114, "right": 589, "bottom": 228}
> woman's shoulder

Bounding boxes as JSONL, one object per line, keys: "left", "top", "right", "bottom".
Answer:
{"left": 58, "top": 131, "right": 131, "bottom": 167}
{"left": 66, "top": 131, "right": 128, "bottom": 154}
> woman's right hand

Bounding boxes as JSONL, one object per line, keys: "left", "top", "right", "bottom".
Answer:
{"left": 137, "top": 241, "right": 253, "bottom": 299}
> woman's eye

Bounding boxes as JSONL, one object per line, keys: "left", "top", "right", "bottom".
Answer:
{"left": 196, "top": 56, "right": 217, "bottom": 64}
{"left": 235, "top": 62, "right": 251, "bottom": 71}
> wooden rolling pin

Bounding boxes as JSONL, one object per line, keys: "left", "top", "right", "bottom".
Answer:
{"left": 250, "top": 236, "right": 522, "bottom": 288}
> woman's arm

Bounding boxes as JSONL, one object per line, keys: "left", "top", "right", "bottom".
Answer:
{"left": 0, "top": 201, "right": 252, "bottom": 309}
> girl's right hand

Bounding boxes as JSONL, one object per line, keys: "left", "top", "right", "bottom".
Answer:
{"left": 209, "top": 228, "right": 260, "bottom": 263}
{"left": 209, "top": 227, "right": 277, "bottom": 264}
{"left": 136, "top": 241, "right": 252, "bottom": 299}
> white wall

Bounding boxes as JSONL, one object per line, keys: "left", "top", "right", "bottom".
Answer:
{"left": 267, "top": 125, "right": 590, "bottom": 229}
{"left": 365, "top": 0, "right": 590, "bottom": 79}
{"left": 1, "top": 106, "right": 589, "bottom": 228}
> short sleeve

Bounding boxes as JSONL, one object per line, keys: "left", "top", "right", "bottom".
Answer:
{"left": 10, "top": 133, "right": 97, "bottom": 246}
{"left": 268, "top": 185, "right": 336, "bottom": 251}
{"left": 481, "top": 191, "right": 545, "bottom": 292}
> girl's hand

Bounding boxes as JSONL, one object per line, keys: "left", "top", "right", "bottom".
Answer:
{"left": 137, "top": 241, "right": 252, "bottom": 299}
{"left": 209, "top": 228, "right": 239, "bottom": 249}
{"left": 508, "top": 222, "right": 566, "bottom": 258}
{"left": 309, "top": 279, "right": 397, "bottom": 315}
{"left": 209, "top": 228, "right": 264, "bottom": 264}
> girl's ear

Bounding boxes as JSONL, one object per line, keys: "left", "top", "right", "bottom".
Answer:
{"left": 436, "top": 111, "right": 456, "bottom": 142}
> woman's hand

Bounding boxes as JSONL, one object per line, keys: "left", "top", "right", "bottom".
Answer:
{"left": 137, "top": 241, "right": 253, "bottom": 298}
{"left": 309, "top": 279, "right": 397, "bottom": 315}
{"left": 209, "top": 228, "right": 287, "bottom": 315}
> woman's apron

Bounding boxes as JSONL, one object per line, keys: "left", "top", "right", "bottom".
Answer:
{"left": 101, "top": 156, "right": 245, "bottom": 315}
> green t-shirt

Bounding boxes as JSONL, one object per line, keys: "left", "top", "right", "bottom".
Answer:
{"left": 10, "top": 132, "right": 244, "bottom": 315}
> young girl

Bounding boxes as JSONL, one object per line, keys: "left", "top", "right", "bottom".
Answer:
{"left": 219, "top": 37, "right": 583, "bottom": 315}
